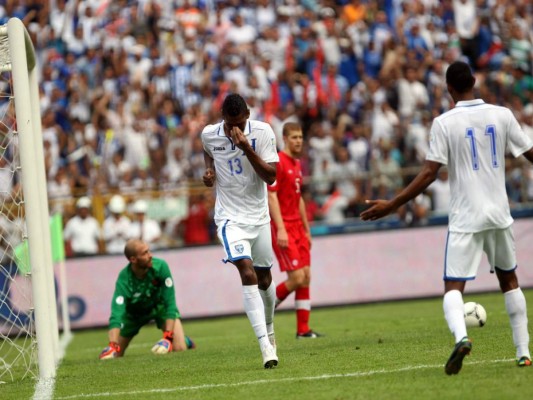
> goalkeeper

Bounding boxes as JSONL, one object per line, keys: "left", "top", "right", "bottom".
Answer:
{"left": 99, "top": 239, "right": 195, "bottom": 359}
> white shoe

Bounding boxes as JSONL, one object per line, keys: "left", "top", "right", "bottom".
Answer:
{"left": 262, "top": 345, "right": 278, "bottom": 369}
{"left": 268, "top": 332, "right": 276, "bottom": 351}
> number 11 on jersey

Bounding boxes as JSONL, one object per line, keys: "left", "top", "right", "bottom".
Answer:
{"left": 466, "top": 125, "right": 498, "bottom": 170}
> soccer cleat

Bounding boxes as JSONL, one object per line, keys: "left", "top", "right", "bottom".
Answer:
{"left": 99, "top": 342, "right": 120, "bottom": 360}
{"left": 296, "top": 330, "right": 323, "bottom": 339}
{"left": 262, "top": 345, "right": 278, "bottom": 369}
{"left": 185, "top": 336, "right": 196, "bottom": 350}
{"left": 516, "top": 356, "right": 532, "bottom": 367}
{"left": 445, "top": 337, "right": 472, "bottom": 375}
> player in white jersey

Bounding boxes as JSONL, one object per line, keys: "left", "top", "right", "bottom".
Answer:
{"left": 202, "top": 93, "right": 280, "bottom": 368}
{"left": 361, "top": 61, "right": 532, "bottom": 374}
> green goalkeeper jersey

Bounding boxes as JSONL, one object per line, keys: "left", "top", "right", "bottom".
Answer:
{"left": 109, "top": 258, "right": 179, "bottom": 329}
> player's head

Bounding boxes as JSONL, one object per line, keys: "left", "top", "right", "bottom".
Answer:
{"left": 282, "top": 122, "right": 304, "bottom": 157}
{"left": 124, "top": 239, "right": 153, "bottom": 269}
{"left": 446, "top": 61, "right": 475, "bottom": 100}
{"left": 222, "top": 93, "right": 250, "bottom": 136}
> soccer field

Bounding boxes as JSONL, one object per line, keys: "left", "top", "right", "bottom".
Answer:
{"left": 4, "top": 289, "right": 532, "bottom": 399}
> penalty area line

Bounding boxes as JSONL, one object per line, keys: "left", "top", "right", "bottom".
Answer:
{"left": 54, "top": 358, "right": 515, "bottom": 399}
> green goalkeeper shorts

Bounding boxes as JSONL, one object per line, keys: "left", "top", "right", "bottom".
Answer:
{"left": 120, "top": 307, "right": 181, "bottom": 338}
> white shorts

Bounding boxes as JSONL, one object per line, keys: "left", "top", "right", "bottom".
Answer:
{"left": 444, "top": 227, "right": 517, "bottom": 280}
{"left": 216, "top": 220, "right": 273, "bottom": 269}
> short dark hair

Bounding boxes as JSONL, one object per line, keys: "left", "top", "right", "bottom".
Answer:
{"left": 446, "top": 61, "right": 475, "bottom": 94}
{"left": 222, "top": 93, "right": 248, "bottom": 118}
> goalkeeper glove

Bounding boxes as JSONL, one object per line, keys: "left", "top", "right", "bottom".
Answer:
{"left": 99, "top": 342, "right": 120, "bottom": 360}
{"left": 151, "top": 331, "right": 173, "bottom": 355}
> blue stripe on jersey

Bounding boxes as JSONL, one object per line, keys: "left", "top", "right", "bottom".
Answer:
{"left": 444, "top": 276, "right": 475, "bottom": 281}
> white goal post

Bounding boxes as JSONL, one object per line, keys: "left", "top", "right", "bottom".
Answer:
{"left": 0, "top": 17, "right": 59, "bottom": 382}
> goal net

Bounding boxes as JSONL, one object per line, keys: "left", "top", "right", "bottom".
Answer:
{"left": 0, "top": 18, "right": 59, "bottom": 384}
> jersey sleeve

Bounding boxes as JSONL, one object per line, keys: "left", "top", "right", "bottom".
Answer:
{"left": 259, "top": 124, "right": 280, "bottom": 164}
{"left": 426, "top": 119, "right": 448, "bottom": 165}
{"left": 267, "top": 153, "right": 282, "bottom": 192}
{"left": 201, "top": 127, "right": 213, "bottom": 158}
{"left": 158, "top": 260, "right": 179, "bottom": 320}
{"left": 506, "top": 110, "right": 533, "bottom": 157}
{"left": 108, "top": 272, "right": 129, "bottom": 329}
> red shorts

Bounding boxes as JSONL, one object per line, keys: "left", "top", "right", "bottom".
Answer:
{"left": 271, "top": 219, "right": 310, "bottom": 272}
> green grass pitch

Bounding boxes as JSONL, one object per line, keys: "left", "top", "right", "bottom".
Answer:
{"left": 3, "top": 289, "right": 532, "bottom": 399}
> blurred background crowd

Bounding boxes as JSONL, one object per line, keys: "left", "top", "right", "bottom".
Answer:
{"left": 0, "top": 0, "right": 532, "bottom": 256}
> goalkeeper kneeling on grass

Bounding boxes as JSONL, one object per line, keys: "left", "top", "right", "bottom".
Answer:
{"left": 100, "top": 239, "right": 195, "bottom": 359}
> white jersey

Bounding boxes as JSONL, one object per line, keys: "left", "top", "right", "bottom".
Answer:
{"left": 426, "top": 99, "right": 533, "bottom": 233}
{"left": 202, "top": 119, "right": 279, "bottom": 226}
{"left": 63, "top": 215, "right": 102, "bottom": 254}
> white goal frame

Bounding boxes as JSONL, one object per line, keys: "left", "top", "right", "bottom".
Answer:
{"left": 1, "top": 17, "right": 59, "bottom": 380}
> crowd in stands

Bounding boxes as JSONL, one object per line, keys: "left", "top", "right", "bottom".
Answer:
{"left": 0, "top": 0, "right": 532, "bottom": 254}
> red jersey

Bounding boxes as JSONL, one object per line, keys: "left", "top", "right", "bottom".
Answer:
{"left": 268, "top": 151, "right": 302, "bottom": 222}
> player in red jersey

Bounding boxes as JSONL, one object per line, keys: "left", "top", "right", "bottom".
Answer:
{"left": 268, "top": 122, "right": 322, "bottom": 338}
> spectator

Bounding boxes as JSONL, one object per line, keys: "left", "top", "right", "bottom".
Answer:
{"left": 320, "top": 182, "right": 349, "bottom": 225}
{"left": 47, "top": 164, "right": 72, "bottom": 200}
{"left": 176, "top": 192, "right": 211, "bottom": 246}
{"left": 327, "top": 146, "right": 365, "bottom": 217}
{"left": 397, "top": 192, "right": 432, "bottom": 227}
{"left": 427, "top": 168, "right": 451, "bottom": 215}
{"left": 103, "top": 194, "right": 131, "bottom": 255}
{"left": 397, "top": 65, "right": 430, "bottom": 122}
{"left": 128, "top": 199, "right": 162, "bottom": 249}
{"left": 370, "top": 139, "right": 403, "bottom": 199}
{"left": 63, "top": 196, "right": 103, "bottom": 257}
{"left": 452, "top": 0, "right": 479, "bottom": 66}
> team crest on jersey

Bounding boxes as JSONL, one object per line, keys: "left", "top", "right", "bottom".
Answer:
{"left": 115, "top": 296, "right": 124, "bottom": 305}
{"left": 235, "top": 244, "right": 244, "bottom": 254}
{"left": 165, "top": 277, "right": 173, "bottom": 287}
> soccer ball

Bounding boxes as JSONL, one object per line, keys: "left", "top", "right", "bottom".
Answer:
{"left": 464, "top": 302, "right": 487, "bottom": 328}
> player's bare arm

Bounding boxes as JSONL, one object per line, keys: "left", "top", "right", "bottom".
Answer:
{"left": 268, "top": 191, "right": 289, "bottom": 248}
{"left": 361, "top": 160, "right": 441, "bottom": 221}
{"left": 203, "top": 151, "right": 216, "bottom": 187}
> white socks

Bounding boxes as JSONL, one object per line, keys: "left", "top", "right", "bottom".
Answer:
{"left": 259, "top": 281, "right": 276, "bottom": 336}
{"left": 504, "top": 288, "right": 531, "bottom": 359}
{"left": 444, "top": 287, "right": 531, "bottom": 359}
{"left": 242, "top": 285, "right": 269, "bottom": 350}
{"left": 443, "top": 290, "right": 467, "bottom": 343}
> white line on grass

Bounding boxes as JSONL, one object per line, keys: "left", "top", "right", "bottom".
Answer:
{"left": 54, "top": 357, "right": 515, "bottom": 399}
